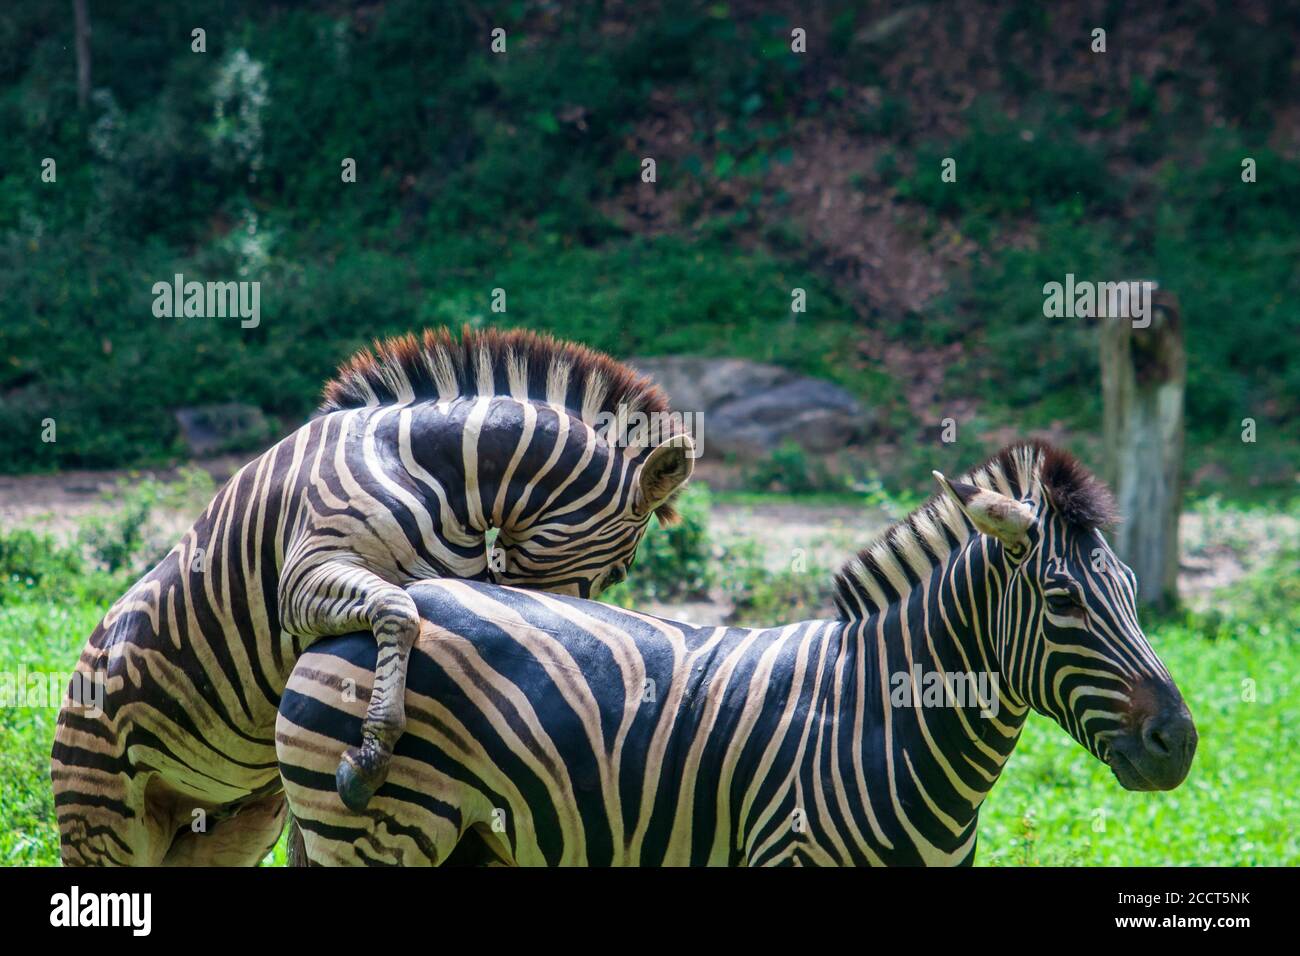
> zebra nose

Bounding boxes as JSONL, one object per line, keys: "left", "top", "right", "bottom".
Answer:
{"left": 1140, "top": 714, "right": 1171, "bottom": 757}
{"left": 1109, "top": 680, "right": 1197, "bottom": 791}
{"left": 1139, "top": 707, "right": 1196, "bottom": 776}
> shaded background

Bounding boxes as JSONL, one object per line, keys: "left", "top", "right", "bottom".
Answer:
{"left": 1, "top": 0, "right": 1297, "bottom": 493}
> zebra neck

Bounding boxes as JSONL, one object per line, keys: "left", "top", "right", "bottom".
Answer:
{"left": 827, "top": 542, "right": 1029, "bottom": 863}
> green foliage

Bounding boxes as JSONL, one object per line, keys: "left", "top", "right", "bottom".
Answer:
{"left": 76, "top": 468, "right": 214, "bottom": 575}
{"left": 898, "top": 103, "right": 1118, "bottom": 218}
{"left": 745, "top": 441, "right": 845, "bottom": 495}
{"left": 0, "top": 527, "right": 126, "bottom": 609}
{"left": 1152, "top": 139, "right": 1300, "bottom": 429}
{"left": 604, "top": 483, "right": 838, "bottom": 624}
{"left": 914, "top": 132, "right": 1300, "bottom": 440}
{"left": 0, "top": 220, "right": 860, "bottom": 472}
{"left": 721, "top": 550, "right": 834, "bottom": 627}
{"left": 604, "top": 484, "right": 716, "bottom": 604}
{"left": 1188, "top": 536, "right": 1300, "bottom": 636}
{"left": 0, "top": 0, "right": 1296, "bottom": 500}
{"left": 77, "top": 482, "right": 162, "bottom": 574}
{"left": 0, "top": 599, "right": 110, "bottom": 864}
{"left": 0, "top": 530, "right": 84, "bottom": 604}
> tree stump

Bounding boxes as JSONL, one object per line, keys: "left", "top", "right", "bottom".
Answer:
{"left": 1099, "top": 288, "right": 1185, "bottom": 609}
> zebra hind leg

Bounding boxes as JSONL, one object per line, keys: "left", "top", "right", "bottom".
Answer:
{"left": 160, "top": 792, "right": 288, "bottom": 866}
{"left": 285, "top": 811, "right": 311, "bottom": 866}
{"left": 280, "top": 563, "right": 424, "bottom": 813}
{"left": 333, "top": 591, "right": 421, "bottom": 812}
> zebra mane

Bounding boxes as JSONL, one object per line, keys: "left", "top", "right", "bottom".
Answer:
{"left": 320, "top": 326, "right": 671, "bottom": 423}
{"left": 832, "top": 440, "right": 1117, "bottom": 620}
{"left": 320, "top": 326, "right": 683, "bottom": 522}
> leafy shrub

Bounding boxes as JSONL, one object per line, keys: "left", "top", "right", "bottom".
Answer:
{"left": 722, "top": 553, "right": 835, "bottom": 627}
{"left": 604, "top": 484, "right": 716, "bottom": 604}
{"left": 77, "top": 483, "right": 160, "bottom": 575}
{"left": 898, "top": 102, "right": 1118, "bottom": 218}
{"left": 745, "top": 442, "right": 845, "bottom": 495}
{"left": 1153, "top": 140, "right": 1300, "bottom": 429}
{"left": 0, "top": 1, "right": 1297, "bottom": 501}
{"left": 0, "top": 530, "right": 84, "bottom": 604}
{"left": 1183, "top": 539, "right": 1300, "bottom": 640}
{"left": 77, "top": 468, "right": 214, "bottom": 576}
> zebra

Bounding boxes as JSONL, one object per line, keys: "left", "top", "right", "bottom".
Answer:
{"left": 276, "top": 440, "right": 1197, "bottom": 865}
{"left": 51, "top": 326, "right": 695, "bottom": 865}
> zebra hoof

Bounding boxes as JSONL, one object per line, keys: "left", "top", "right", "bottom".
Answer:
{"left": 336, "top": 747, "right": 387, "bottom": 812}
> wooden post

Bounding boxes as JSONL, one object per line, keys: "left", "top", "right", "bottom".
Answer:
{"left": 1099, "top": 286, "right": 1185, "bottom": 609}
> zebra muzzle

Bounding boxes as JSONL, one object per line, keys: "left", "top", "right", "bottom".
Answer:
{"left": 1105, "top": 685, "right": 1197, "bottom": 792}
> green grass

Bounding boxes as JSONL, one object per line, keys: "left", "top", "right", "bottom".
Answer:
{"left": 0, "top": 597, "right": 291, "bottom": 866}
{"left": 976, "top": 611, "right": 1299, "bottom": 865}
{"left": 0, "top": 601, "right": 105, "bottom": 865}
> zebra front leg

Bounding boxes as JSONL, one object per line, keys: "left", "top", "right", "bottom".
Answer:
{"left": 280, "top": 562, "right": 421, "bottom": 812}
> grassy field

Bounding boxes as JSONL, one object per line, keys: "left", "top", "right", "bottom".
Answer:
{"left": 2, "top": 483, "right": 1296, "bottom": 866}
{"left": 977, "top": 586, "right": 1300, "bottom": 866}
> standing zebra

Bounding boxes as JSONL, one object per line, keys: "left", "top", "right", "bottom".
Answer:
{"left": 277, "top": 441, "right": 1196, "bottom": 866}
{"left": 52, "top": 327, "right": 694, "bottom": 865}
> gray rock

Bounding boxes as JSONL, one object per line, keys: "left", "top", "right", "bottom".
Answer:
{"left": 630, "top": 356, "right": 873, "bottom": 461}
{"left": 173, "top": 403, "right": 272, "bottom": 456}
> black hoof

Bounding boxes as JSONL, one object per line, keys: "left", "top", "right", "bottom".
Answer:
{"left": 336, "top": 747, "right": 387, "bottom": 812}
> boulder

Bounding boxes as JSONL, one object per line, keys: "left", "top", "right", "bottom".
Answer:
{"left": 629, "top": 356, "right": 872, "bottom": 461}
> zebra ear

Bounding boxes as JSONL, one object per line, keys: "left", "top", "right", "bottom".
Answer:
{"left": 635, "top": 434, "right": 695, "bottom": 515}
{"left": 933, "top": 471, "right": 1034, "bottom": 550}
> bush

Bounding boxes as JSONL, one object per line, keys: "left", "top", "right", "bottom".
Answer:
{"left": 898, "top": 102, "right": 1118, "bottom": 218}
{"left": 723, "top": 561, "right": 835, "bottom": 627}
{"left": 76, "top": 468, "right": 214, "bottom": 576}
{"left": 603, "top": 484, "right": 838, "bottom": 625}
{"left": 0, "top": 530, "right": 84, "bottom": 604}
{"left": 604, "top": 484, "right": 716, "bottom": 604}
{"left": 745, "top": 441, "right": 845, "bottom": 495}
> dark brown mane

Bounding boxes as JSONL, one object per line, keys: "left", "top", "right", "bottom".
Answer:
{"left": 1031, "top": 441, "right": 1119, "bottom": 532}
{"left": 320, "top": 326, "right": 682, "bottom": 522}
{"left": 320, "top": 326, "right": 671, "bottom": 421}
{"left": 833, "top": 440, "right": 1118, "bottom": 619}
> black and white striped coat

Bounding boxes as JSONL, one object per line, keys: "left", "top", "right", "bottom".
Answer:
{"left": 52, "top": 327, "right": 693, "bottom": 865}
{"left": 277, "top": 442, "right": 1196, "bottom": 866}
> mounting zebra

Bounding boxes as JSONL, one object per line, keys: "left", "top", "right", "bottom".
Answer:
{"left": 52, "top": 327, "right": 694, "bottom": 865}
{"left": 277, "top": 441, "right": 1196, "bottom": 866}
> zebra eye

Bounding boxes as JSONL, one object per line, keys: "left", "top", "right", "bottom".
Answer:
{"left": 1046, "top": 589, "right": 1084, "bottom": 616}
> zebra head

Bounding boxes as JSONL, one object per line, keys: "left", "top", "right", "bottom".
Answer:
{"left": 934, "top": 449, "right": 1196, "bottom": 792}
{"left": 492, "top": 433, "right": 695, "bottom": 598}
